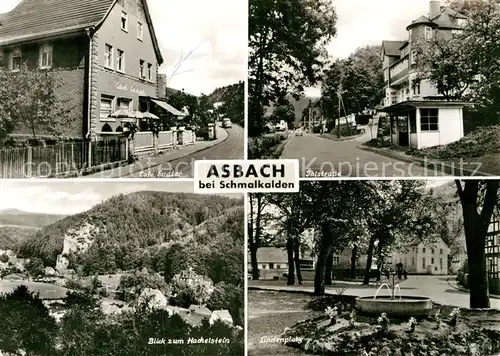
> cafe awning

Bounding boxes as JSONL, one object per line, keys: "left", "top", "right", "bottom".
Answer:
{"left": 150, "top": 99, "right": 186, "bottom": 117}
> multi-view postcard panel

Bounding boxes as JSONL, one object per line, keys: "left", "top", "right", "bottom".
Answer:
{"left": 248, "top": 0, "right": 498, "bottom": 178}
{"left": 0, "top": 180, "right": 244, "bottom": 355}
{"left": 248, "top": 180, "right": 500, "bottom": 355}
{"left": 0, "top": 0, "right": 245, "bottom": 179}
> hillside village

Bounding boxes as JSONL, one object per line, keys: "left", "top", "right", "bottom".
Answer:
{"left": 0, "top": 191, "right": 244, "bottom": 355}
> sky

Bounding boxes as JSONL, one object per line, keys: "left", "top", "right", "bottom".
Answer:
{"left": 0, "top": 0, "right": 247, "bottom": 96}
{"left": 0, "top": 181, "right": 241, "bottom": 215}
{"left": 305, "top": 0, "right": 437, "bottom": 97}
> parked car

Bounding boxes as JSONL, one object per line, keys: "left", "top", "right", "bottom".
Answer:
{"left": 222, "top": 118, "right": 232, "bottom": 128}
{"left": 295, "top": 128, "right": 304, "bottom": 136}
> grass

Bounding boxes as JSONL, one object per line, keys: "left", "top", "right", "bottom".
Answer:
{"left": 405, "top": 125, "right": 500, "bottom": 160}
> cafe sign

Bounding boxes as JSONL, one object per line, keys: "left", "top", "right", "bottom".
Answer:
{"left": 116, "top": 82, "right": 146, "bottom": 96}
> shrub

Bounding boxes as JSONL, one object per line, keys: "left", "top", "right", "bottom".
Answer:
{"left": 206, "top": 282, "right": 244, "bottom": 325}
{"left": 248, "top": 134, "right": 287, "bottom": 159}
{"left": 364, "top": 137, "right": 392, "bottom": 148}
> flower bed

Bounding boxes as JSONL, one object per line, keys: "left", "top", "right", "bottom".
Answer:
{"left": 281, "top": 304, "right": 500, "bottom": 355}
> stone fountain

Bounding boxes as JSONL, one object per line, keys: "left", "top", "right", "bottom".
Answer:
{"left": 354, "top": 271, "right": 432, "bottom": 317}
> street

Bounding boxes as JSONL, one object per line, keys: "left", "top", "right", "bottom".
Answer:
{"left": 249, "top": 275, "right": 500, "bottom": 310}
{"left": 88, "top": 123, "right": 244, "bottom": 178}
{"left": 281, "top": 130, "right": 447, "bottom": 177}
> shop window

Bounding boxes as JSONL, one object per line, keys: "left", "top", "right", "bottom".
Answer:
{"left": 420, "top": 108, "right": 439, "bottom": 131}
{"left": 39, "top": 43, "right": 53, "bottom": 69}
{"left": 100, "top": 96, "right": 114, "bottom": 121}
{"left": 118, "top": 98, "right": 132, "bottom": 110}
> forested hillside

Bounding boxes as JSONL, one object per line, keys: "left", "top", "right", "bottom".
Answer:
{"left": 18, "top": 192, "right": 244, "bottom": 285}
{"left": 207, "top": 81, "right": 244, "bottom": 127}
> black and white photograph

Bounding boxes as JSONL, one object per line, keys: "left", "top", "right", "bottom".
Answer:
{"left": 248, "top": 0, "right": 500, "bottom": 177}
{"left": 248, "top": 180, "right": 500, "bottom": 355}
{"left": 0, "top": 180, "right": 244, "bottom": 355}
{"left": 0, "top": 0, "right": 245, "bottom": 179}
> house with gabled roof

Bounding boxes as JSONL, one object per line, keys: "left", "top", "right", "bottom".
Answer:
{"left": 380, "top": 0, "right": 469, "bottom": 149}
{"left": 0, "top": 0, "right": 182, "bottom": 140}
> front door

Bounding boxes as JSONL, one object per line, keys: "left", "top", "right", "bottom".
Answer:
{"left": 398, "top": 116, "right": 409, "bottom": 146}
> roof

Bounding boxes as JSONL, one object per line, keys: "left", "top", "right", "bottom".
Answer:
{"left": 381, "top": 100, "right": 471, "bottom": 113}
{"left": 189, "top": 305, "right": 212, "bottom": 317}
{"left": 0, "top": 0, "right": 114, "bottom": 42}
{"left": 382, "top": 41, "right": 408, "bottom": 57}
{"left": 248, "top": 247, "right": 288, "bottom": 264}
{"left": 212, "top": 309, "right": 232, "bottom": 320}
{"left": 407, "top": 6, "right": 467, "bottom": 31}
{"left": 0, "top": 0, "right": 163, "bottom": 64}
{"left": 407, "top": 15, "right": 435, "bottom": 30}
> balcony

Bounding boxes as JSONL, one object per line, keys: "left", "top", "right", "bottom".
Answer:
{"left": 389, "top": 68, "right": 409, "bottom": 86}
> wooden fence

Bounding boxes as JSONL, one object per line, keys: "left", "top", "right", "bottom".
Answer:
{"left": 0, "top": 139, "right": 127, "bottom": 178}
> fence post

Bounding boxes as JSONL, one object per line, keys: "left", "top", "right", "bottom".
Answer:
{"left": 26, "top": 146, "right": 33, "bottom": 178}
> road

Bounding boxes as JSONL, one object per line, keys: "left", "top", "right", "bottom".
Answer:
{"left": 89, "top": 124, "right": 244, "bottom": 178}
{"left": 249, "top": 275, "right": 500, "bottom": 310}
{"left": 281, "top": 130, "right": 446, "bottom": 178}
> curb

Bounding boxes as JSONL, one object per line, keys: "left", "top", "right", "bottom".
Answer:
{"left": 446, "top": 276, "right": 500, "bottom": 300}
{"left": 320, "top": 129, "right": 366, "bottom": 142}
{"left": 274, "top": 133, "right": 293, "bottom": 158}
{"left": 359, "top": 145, "right": 492, "bottom": 176}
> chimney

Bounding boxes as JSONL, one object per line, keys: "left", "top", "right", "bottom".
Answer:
{"left": 429, "top": 0, "right": 441, "bottom": 19}
{"left": 156, "top": 73, "right": 167, "bottom": 99}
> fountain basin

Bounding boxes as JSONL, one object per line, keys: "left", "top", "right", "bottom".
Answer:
{"left": 354, "top": 296, "right": 432, "bottom": 317}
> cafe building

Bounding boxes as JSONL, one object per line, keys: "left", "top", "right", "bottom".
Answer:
{"left": 0, "top": 0, "right": 184, "bottom": 140}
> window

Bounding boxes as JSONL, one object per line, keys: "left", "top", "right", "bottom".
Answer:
{"left": 440, "top": 257, "right": 443, "bottom": 269}
{"left": 118, "top": 98, "right": 132, "bottom": 110}
{"left": 140, "top": 59, "right": 145, "bottom": 79}
{"left": 147, "top": 63, "right": 152, "bottom": 81}
{"left": 333, "top": 256, "right": 340, "bottom": 265}
{"left": 269, "top": 263, "right": 274, "bottom": 269}
{"left": 431, "top": 257, "right": 435, "bottom": 264}
{"left": 116, "top": 49, "right": 125, "bottom": 72}
{"left": 425, "top": 26, "right": 433, "bottom": 40}
{"left": 412, "top": 257, "right": 415, "bottom": 266}
{"left": 420, "top": 108, "right": 439, "bottom": 131}
{"left": 422, "top": 247, "right": 426, "bottom": 253}
{"left": 440, "top": 248, "right": 443, "bottom": 254}
{"left": 105, "top": 44, "right": 113, "bottom": 68}
{"left": 100, "top": 96, "right": 114, "bottom": 121}
{"left": 137, "top": 22, "right": 143, "bottom": 40}
{"left": 10, "top": 48, "right": 21, "bottom": 71}
{"left": 412, "top": 83, "right": 421, "bottom": 95}
{"left": 431, "top": 248, "right": 434, "bottom": 254}
{"left": 39, "top": 43, "right": 53, "bottom": 69}
{"left": 422, "top": 257, "right": 426, "bottom": 269}
{"left": 410, "top": 51, "right": 417, "bottom": 65}
{"left": 121, "top": 11, "right": 128, "bottom": 31}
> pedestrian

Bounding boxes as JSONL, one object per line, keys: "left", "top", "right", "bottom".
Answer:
{"left": 403, "top": 269, "right": 408, "bottom": 280}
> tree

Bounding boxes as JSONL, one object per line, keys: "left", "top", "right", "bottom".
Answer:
{"left": 0, "top": 285, "right": 58, "bottom": 355}
{"left": 25, "top": 257, "right": 45, "bottom": 277}
{"left": 361, "top": 181, "right": 442, "bottom": 285}
{"left": 455, "top": 179, "right": 498, "bottom": 308}
{"left": 0, "top": 63, "right": 71, "bottom": 141}
{"left": 270, "top": 101, "right": 296, "bottom": 127}
{"left": 321, "top": 46, "right": 383, "bottom": 122}
{"left": 249, "top": 0, "right": 337, "bottom": 137}
{"left": 0, "top": 253, "right": 9, "bottom": 263}
{"left": 248, "top": 193, "right": 272, "bottom": 280}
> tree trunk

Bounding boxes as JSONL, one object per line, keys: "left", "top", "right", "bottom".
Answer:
{"left": 250, "top": 245, "right": 259, "bottom": 280}
{"left": 363, "top": 237, "right": 376, "bottom": 285}
{"left": 456, "top": 180, "right": 498, "bottom": 308}
{"left": 314, "top": 223, "right": 333, "bottom": 296}
{"left": 293, "top": 239, "right": 303, "bottom": 285}
{"left": 286, "top": 238, "right": 295, "bottom": 285}
{"left": 350, "top": 245, "right": 358, "bottom": 279}
{"left": 325, "top": 251, "right": 333, "bottom": 285}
